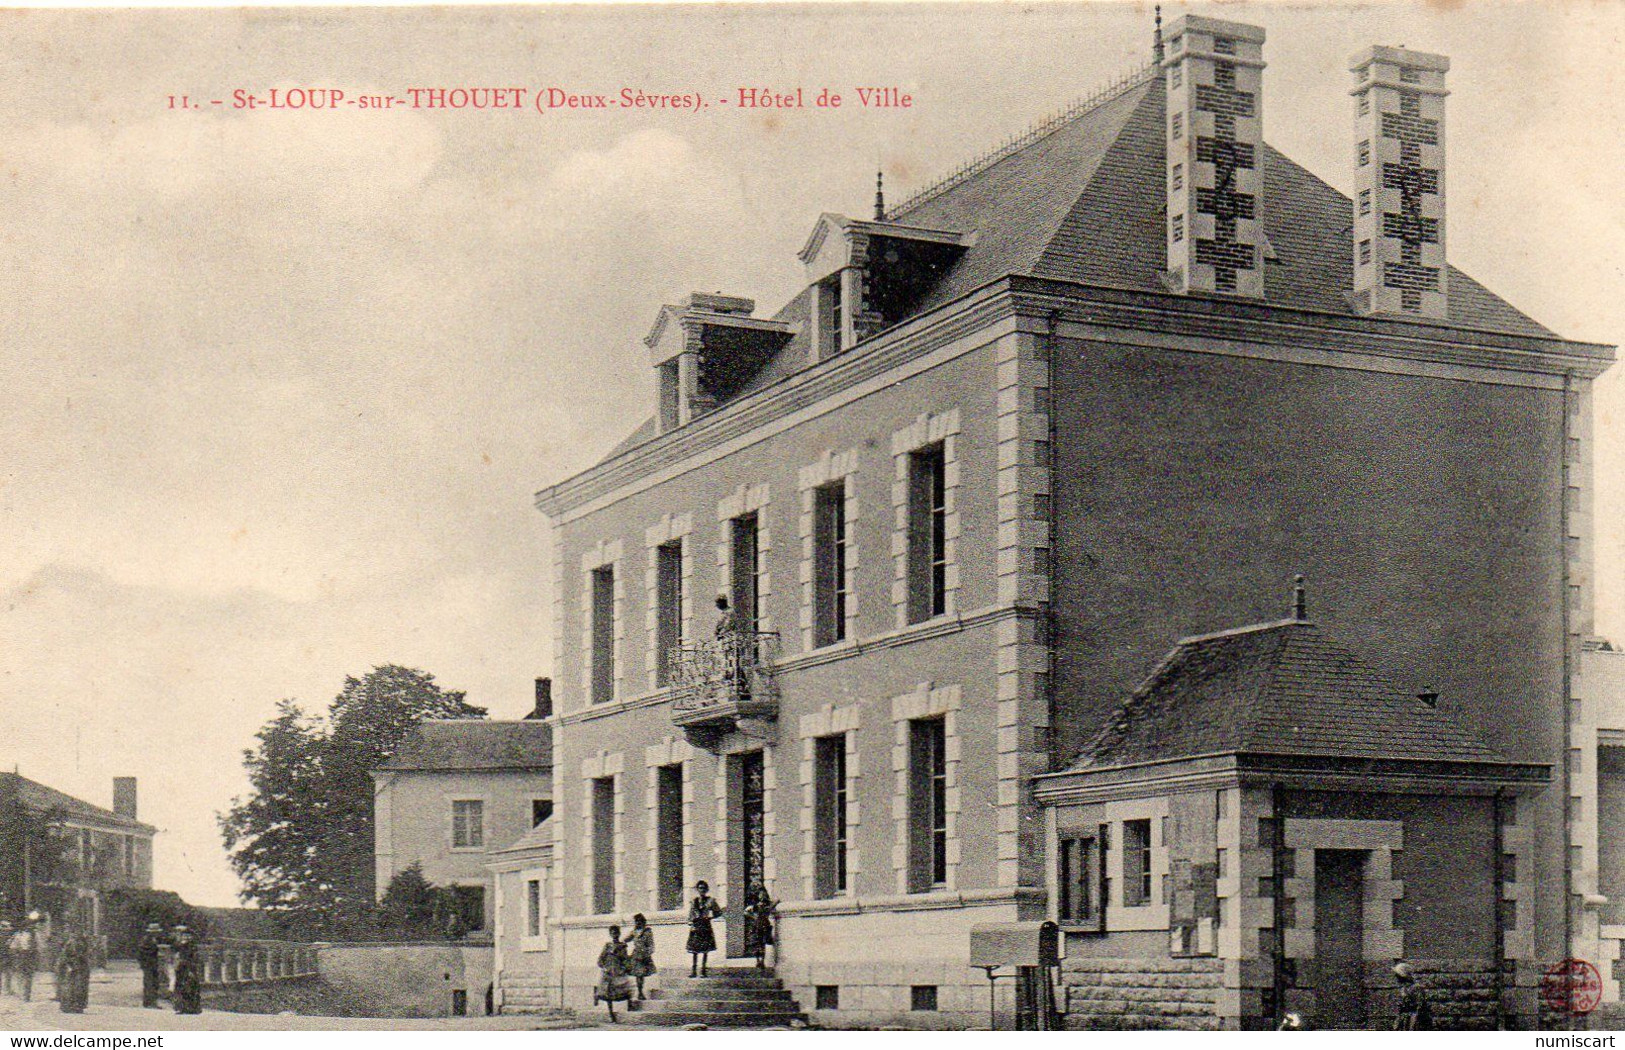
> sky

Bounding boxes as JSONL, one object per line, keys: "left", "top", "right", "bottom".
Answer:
{"left": 0, "top": 1, "right": 1620, "bottom": 908}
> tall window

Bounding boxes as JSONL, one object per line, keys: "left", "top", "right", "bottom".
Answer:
{"left": 452, "top": 800, "right": 484, "bottom": 850}
{"left": 907, "top": 443, "right": 947, "bottom": 624}
{"left": 590, "top": 565, "right": 616, "bottom": 703}
{"left": 525, "top": 878, "right": 543, "bottom": 938}
{"left": 591, "top": 777, "right": 616, "bottom": 914}
{"left": 907, "top": 717, "right": 948, "bottom": 891}
{"left": 813, "top": 483, "right": 848, "bottom": 647}
{"left": 1057, "top": 833, "right": 1103, "bottom": 926}
{"left": 655, "top": 541, "right": 683, "bottom": 686}
{"left": 656, "top": 764, "right": 685, "bottom": 911}
{"left": 731, "top": 513, "right": 761, "bottom": 632}
{"left": 1124, "top": 819, "right": 1153, "bottom": 907}
{"left": 814, "top": 734, "right": 849, "bottom": 897}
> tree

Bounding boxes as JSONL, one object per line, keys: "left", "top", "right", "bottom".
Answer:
{"left": 376, "top": 863, "right": 440, "bottom": 939}
{"left": 219, "top": 665, "right": 484, "bottom": 937}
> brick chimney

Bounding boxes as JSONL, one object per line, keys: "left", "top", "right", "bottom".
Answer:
{"left": 527, "top": 677, "right": 553, "bottom": 720}
{"left": 1163, "top": 15, "right": 1267, "bottom": 299}
{"left": 1349, "top": 46, "right": 1449, "bottom": 319}
{"left": 112, "top": 777, "right": 138, "bottom": 820}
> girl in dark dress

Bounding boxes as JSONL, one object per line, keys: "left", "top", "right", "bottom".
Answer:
{"left": 743, "top": 884, "right": 777, "bottom": 969}
{"left": 623, "top": 914, "right": 655, "bottom": 1000}
{"left": 594, "top": 925, "right": 632, "bottom": 1022}
{"left": 170, "top": 927, "right": 203, "bottom": 1016}
{"left": 685, "top": 881, "right": 723, "bottom": 977}
{"left": 55, "top": 930, "right": 91, "bottom": 1014}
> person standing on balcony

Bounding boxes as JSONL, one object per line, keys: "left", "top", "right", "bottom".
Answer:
{"left": 686, "top": 881, "right": 723, "bottom": 977}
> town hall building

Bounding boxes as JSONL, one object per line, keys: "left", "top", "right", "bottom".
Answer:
{"left": 516, "top": 15, "right": 1613, "bottom": 1029}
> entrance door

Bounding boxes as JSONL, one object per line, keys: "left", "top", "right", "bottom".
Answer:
{"left": 1314, "top": 849, "right": 1368, "bottom": 1028}
{"left": 729, "top": 751, "right": 766, "bottom": 957}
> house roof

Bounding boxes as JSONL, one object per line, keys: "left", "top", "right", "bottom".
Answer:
{"left": 1073, "top": 618, "right": 1505, "bottom": 770}
{"left": 488, "top": 818, "right": 555, "bottom": 858}
{"left": 0, "top": 773, "right": 156, "bottom": 834}
{"left": 377, "top": 720, "right": 552, "bottom": 773}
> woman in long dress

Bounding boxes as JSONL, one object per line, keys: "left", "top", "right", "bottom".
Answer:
{"left": 623, "top": 914, "right": 656, "bottom": 1000}
{"left": 170, "top": 926, "right": 203, "bottom": 1016}
{"left": 55, "top": 930, "right": 91, "bottom": 1014}
{"left": 685, "top": 881, "right": 723, "bottom": 977}
{"left": 594, "top": 925, "right": 632, "bottom": 1022}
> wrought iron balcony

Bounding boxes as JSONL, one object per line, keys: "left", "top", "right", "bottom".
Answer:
{"left": 668, "top": 631, "right": 780, "bottom": 748}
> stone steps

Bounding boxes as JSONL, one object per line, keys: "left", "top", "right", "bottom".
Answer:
{"left": 620, "top": 967, "right": 805, "bottom": 1028}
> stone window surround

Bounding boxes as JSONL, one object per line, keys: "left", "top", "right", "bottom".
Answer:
{"left": 521, "top": 866, "right": 549, "bottom": 953}
{"left": 890, "top": 682, "right": 963, "bottom": 893}
{"left": 717, "top": 483, "right": 774, "bottom": 634}
{"left": 580, "top": 539, "right": 626, "bottom": 705}
{"left": 798, "top": 449, "right": 860, "bottom": 653}
{"left": 580, "top": 750, "right": 626, "bottom": 916}
{"left": 799, "top": 703, "right": 863, "bottom": 901}
{"left": 448, "top": 795, "right": 488, "bottom": 853}
{"left": 644, "top": 513, "right": 695, "bottom": 691}
{"left": 891, "top": 409, "right": 962, "bottom": 629}
{"left": 644, "top": 735, "right": 696, "bottom": 913}
{"left": 1102, "top": 797, "right": 1172, "bottom": 932}
{"left": 713, "top": 737, "right": 780, "bottom": 899}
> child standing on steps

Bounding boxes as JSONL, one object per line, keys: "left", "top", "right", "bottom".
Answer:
{"left": 624, "top": 914, "right": 655, "bottom": 1000}
{"left": 686, "top": 881, "right": 723, "bottom": 977}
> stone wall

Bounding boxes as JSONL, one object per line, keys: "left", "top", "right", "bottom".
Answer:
{"left": 1060, "top": 957, "right": 1223, "bottom": 1030}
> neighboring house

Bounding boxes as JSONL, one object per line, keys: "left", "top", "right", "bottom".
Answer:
{"left": 0, "top": 774, "right": 157, "bottom": 943}
{"left": 522, "top": 15, "right": 1612, "bottom": 1030}
{"left": 372, "top": 680, "right": 553, "bottom": 937}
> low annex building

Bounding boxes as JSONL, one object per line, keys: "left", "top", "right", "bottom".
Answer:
{"left": 518, "top": 14, "right": 1612, "bottom": 1029}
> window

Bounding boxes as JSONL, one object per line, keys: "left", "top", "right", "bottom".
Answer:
{"left": 908, "top": 717, "right": 948, "bottom": 891}
{"left": 655, "top": 540, "right": 683, "bottom": 686}
{"left": 821, "top": 275, "right": 844, "bottom": 358}
{"left": 1171, "top": 112, "right": 1183, "bottom": 140}
{"left": 813, "top": 482, "right": 848, "bottom": 647}
{"left": 1359, "top": 239, "right": 1372, "bottom": 266}
{"left": 1358, "top": 189, "right": 1371, "bottom": 216}
{"left": 1124, "top": 819, "right": 1153, "bottom": 907}
{"left": 1357, "top": 139, "right": 1370, "bottom": 167}
{"left": 1057, "top": 832, "right": 1104, "bottom": 926}
{"left": 123, "top": 834, "right": 137, "bottom": 877}
{"left": 814, "top": 735, "right": 849, "bottom": 897}
{"left": 452, "top": 800, "right": 485, "bottom": 850}
{"left": 591, "top": 777, "right": 616, "bottom": 914}
{"left": 911, "top": 986, "right": 939, "bottom": 1011}
{"left": 1171, "top": 163, "right": 1183, "bottom": 192}
{"left": 731, "top": 512, "right": 761, "bottom": 633}
{"left": 906, "top": 442, "right": 948, "bottom": 623}
{"left": 590, "top": 565, "right": 616, "bottom": 703}
{"left": 1213, "top": 35, "right": 1236, "bottom": 55}
{"left": 815, "top": 985, "right": 840, "bottom": 1011}
{"left": 449, "top": 885, "right": 485, "bottom": 932}
{"left": 656, "top": 764, "right": 685, "bottom": 911}
{"left": 531, "top": 799, "right": 553, "bottom": 827}
{"left": 1172, "top": 214, "right": 1184, "bottom": 244}
{"left": 526, "top": 878, "right": 542, "bottom": 938}
{"left": 1399, "top": 66, "right": 1421, "bottom": 84}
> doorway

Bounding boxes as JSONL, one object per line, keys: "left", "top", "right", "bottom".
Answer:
{"left": 728, "top": 750, "right": 766, "bottom": 958}
{"left": 1313, "top": 849, "right": 1368, "bottom": 1028}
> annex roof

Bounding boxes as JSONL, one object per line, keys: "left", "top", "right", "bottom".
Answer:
{"left": 1, "top": 773, "right": 156, "bottom": 834}
{"left": 1073, "top": 618, "right": 1505, "bottom": 771}
{"left": 377, "top": 719, "right": 552, "bottom": 774}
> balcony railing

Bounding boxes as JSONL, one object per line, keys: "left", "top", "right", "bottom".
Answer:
{"left": 668, "top": 631, "right": 780, "bottom": 745}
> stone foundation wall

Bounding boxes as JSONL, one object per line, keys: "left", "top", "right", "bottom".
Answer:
{"left": 1060, "top": 957, "right": 1223, "bottom": 1031}
{"left": 1392, "top": 959, "right": 1501, "bottom": 1031}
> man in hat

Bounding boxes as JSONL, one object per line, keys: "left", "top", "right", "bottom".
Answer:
{"left": 136, "top": 922, "right": 168, "bottom": 1008}
{"left": 1393, "top": 961, "right": 1431, "bottom": 1030}
{"left": 10, "top": 914, "right": 40, "bottom": 1003}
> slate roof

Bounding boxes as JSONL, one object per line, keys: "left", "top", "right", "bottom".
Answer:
{"left": 0, "top": 773, "right": 155, "bottom": 833}
{"left": 598, "top": 61, "right": 1557, "bottom": 463}
{"left": 489, "top": 818, "right": 554, "bottom": 857}
{"left": 1075, "top": 619, "right": 1505, "bottom": 770}
{"left": 378, "top": 720, "right": 552, "bottom": 773}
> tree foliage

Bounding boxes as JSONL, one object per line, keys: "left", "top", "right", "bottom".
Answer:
{"left": 377, "top": 863, "right": 439, "bottom": 938}
{"left": 218, "top": 665, "right": 484, "bottom": 937}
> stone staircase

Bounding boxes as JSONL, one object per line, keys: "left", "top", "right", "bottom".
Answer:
{"left": 499, "top": 972, "right": 558, "bottom": 1014}
{"left": 625, "top": 966, "right": 805, "bottom": 1027}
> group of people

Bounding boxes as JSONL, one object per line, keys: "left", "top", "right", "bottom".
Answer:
{"left": 0, "top": 914, "right": 204, "bottom": 1016}
{"left": 593, "top": 881, "right": 778, "bottom": 1022}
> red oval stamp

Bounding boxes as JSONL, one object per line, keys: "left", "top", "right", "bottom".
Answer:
{"left": 1541, "top": 958, "right": 1602, "bottom": 1015}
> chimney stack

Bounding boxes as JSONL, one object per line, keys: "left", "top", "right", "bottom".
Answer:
{"left": 528, "top": 677, "right": 553, "bottom": 720}
{"left": 1163, "top": 15, "right": 1267, "bottom": 299}
{"left": 1349, "top": 46, "right": 1449, "bottom": 319}
{"left": 112, "top": 777, "right": 138, "bottom": 820}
